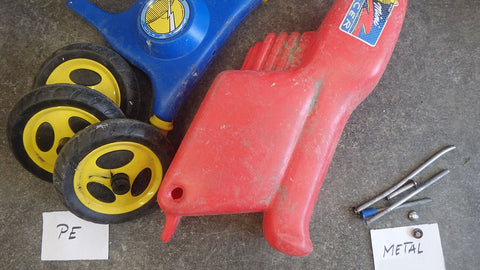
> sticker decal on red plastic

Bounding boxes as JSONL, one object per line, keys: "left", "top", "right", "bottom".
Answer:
{"left": 340, "top": 0, "right": 399, "bottom": 47}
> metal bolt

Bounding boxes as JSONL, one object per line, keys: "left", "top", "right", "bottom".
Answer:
{"left": 366, "top": 169, "right": 450, "bottom": 225}
{"left": 386, "top": 180, "right": 417, "bottom": 200}
{"left": 359, "top": 198, "right": 432, "bottom": 220}
{"left": 408, "top": 210, "right": 419, "bottom": 221}
{"left": 412, "top": 228, "right": 423, "bottom": 239}
{"left": 354, "top": 146, "right": 455, "bottom": 214}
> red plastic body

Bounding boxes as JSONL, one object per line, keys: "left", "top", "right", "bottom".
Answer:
{"left": 158, "top": 0, "right": 407, "bottom": 256}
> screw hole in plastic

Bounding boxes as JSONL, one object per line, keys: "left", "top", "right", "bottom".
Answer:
{"left": 171, "top": 187, "right": 183, "bottom": 201}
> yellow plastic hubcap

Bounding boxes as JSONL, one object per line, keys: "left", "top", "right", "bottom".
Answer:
{"left": 73, "top": 142, "right": 163, "bottom": 215}
{"left": 46, "top": 58, "right": 121, "bottom": 106}
{"left": 23, "top": 106, "right": 99, "bottom": 173}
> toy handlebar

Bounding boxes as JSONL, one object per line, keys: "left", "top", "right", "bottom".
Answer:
{"left": 158, "top": 0, "right": 407, "bottom": 256}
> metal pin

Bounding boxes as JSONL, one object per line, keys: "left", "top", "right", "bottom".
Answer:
{"left": 366, "top": 169, "right": 450, "bottom": 225}
{"left": 386, "top": 180, "right": 417, "bottom": 200}
{"left": 353, "top": 145, "right": 455, "bottom": 214}
{"left": 359, "top": 197, "right": 432, "bottom": 220}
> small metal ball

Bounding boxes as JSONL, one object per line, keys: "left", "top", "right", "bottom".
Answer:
{"left": 408, "top": 210, "right": 419, "bottom": 221}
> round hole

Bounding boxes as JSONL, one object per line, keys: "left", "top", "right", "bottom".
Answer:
{"left": 69, "top": 116, "right": 91, "bottom": 133}
{"left": 96, "top": 150, "right": 134, "bottom": 169}
{"left": 69, "top": 68, "right": 102, "bottom": 86}
{"left": 36, "top": 122, "right": 55, "bottom": 152}
{"left": 131, "top": 168, "right": 152, "bottom": 197}
{"left": 171, "top": 187, "right": 183, "bottom": 200}
{"left": 87, "top": 182, "right": 116, "bottom": 203}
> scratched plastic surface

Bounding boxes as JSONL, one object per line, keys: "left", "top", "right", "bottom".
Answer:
{"left": 158, "top": 0, "right": 408, "bottom": 256}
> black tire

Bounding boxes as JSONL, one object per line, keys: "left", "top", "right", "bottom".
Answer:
{"left": 53, "top": 119, "right": 174, "bottom": 223}
{"left": 7, "top": 84, "right": 125, "bottom": 182}
{"left": 33, "top": 43, "right": 142, "bottom": 119}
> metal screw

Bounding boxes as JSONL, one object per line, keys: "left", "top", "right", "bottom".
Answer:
{"left": 359, "top": 198, "right": 432, "bottom": 220}
{"left": 366, "top": 169, "right": 450, "bottom": 225}
{"left": 386, "top": 180, "right": 417, "bottom": 200}
{"left": 412, "top": 228, "right": 423, "bottom": 239}
{"left": 408, "top": 210, "right": 419, "bottom": 221}
{"left": 354, "top": 145, "right": 455, "bottom": 214}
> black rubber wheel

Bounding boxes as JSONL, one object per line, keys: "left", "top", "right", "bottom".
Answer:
{"left": 53, "top": 119, "right": 174, "bottom": 223}
{"left": 33, "top": 43, "right": 142, "bottom": 119}
{"left": 7, "top": 84, "right": 125, "bottom": 182}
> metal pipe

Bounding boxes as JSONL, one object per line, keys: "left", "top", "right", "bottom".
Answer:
{"left": 365, "top": 169, "right": 450, "bottom": 225}
{"left": 353, "top": 145, "right": 455, "bottom": 214}
{"left": 359, "top": 197, "right": 432, "bottom": 220}
{"left": 386, "top": 180, "right": 417, "bottom": 200}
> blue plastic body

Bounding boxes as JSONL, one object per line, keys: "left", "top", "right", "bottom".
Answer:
{"left": 66, "top": 0, "right": 263, "bottom": 122}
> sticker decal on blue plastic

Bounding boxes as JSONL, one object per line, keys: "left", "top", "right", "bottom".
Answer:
{"left": 340, "top": 0, "right": 399, "bottom": 47}
{"left": 141, "top": 0, "right": 191, "bottom": 40}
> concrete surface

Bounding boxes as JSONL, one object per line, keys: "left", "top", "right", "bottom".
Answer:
{"left": 1, "top": 0, "right": 479, "bottom": 269}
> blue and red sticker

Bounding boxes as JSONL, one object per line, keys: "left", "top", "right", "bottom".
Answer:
{"left": 340, "top": 0, "right": 399, "bottom": 47}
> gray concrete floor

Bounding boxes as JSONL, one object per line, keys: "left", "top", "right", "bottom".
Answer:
{"left": 1, "top": 0, "right": 479, "bottom": 269}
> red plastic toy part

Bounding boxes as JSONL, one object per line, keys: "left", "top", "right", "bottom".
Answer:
{"left": 158, "top": 0, "right": 407, "bottom": 256}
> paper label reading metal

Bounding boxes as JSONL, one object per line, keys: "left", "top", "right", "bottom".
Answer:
{"left": 340, "top": 0, "right": 398, "bottom": 46}
{"left": 370, "top": 224, "right": 446, "bottom": 270}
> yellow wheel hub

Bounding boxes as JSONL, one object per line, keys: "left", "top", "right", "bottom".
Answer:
{"left": 46, "top": 58, "right": 121, "bottom": 106}
{"left": 73, "top": 142, "right": 163, "bottom": 215}
{"left": 23, "top": 106, "right": 99, "bottom": 173}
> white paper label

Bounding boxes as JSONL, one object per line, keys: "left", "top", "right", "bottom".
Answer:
{"left": 370, "top": 223, "right": 445, "bottom": 270}
{"left": 41, "top": 211, "right": 109, "bottom": 261}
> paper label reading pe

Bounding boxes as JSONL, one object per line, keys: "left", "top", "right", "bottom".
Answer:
{"left": 41, "top": 211, "right": 109, "bottom": 261}
{"left": 370, "top": 223, "right": 445, "bottom": 270}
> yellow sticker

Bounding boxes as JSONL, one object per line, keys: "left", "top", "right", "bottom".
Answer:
{"left": 141, "top": 0, "right": 190, "bottom": 39}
